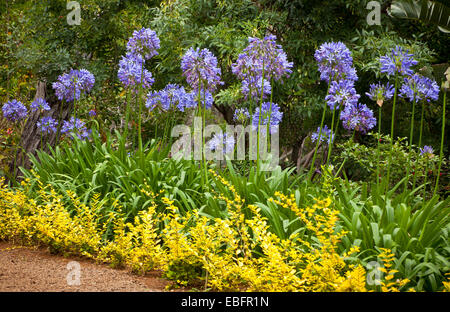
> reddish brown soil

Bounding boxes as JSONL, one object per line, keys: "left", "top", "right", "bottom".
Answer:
{"left": 0, "top": 241, "right": 174, "bottom": 292}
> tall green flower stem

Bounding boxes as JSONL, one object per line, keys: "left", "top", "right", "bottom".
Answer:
{"left": 72, "top": 84, "right": 77, "bottom": 121}
{"left": 194, "top": 86, "right": 207, "bottom": 185}
{"left": 266, "top": 78, "right": 274, "bottom": 151}
{"left": 418, "top": 100, "right": 425, "bottom": 148}
{"left": 11, "top": 145, "right": 18, "bottom": 184}
{"left": 413, "top": 100, "right": 426, "bottom": 191}
{"left": 256, "top": 65, "right": 265, "bottom": 172}
{"left": 434, "top": 90, "right": 447, "bottom": 195}
{"left": 38, "top": 108, "right": 44, "bottom": 150}
{"left": 137, "top": 65, "right": 145, "bottom": 160}
{"left": 161, "top": 95, "right": 176, "bottom": 146}
{"left": 308, "top": 79, "right": 332, "bottom": 180}
{"left": 162, "top": 114, "right": 170, "bottom": 145}
{"left": 404, "top": 96, "right": 417, "bottom": 192}
{"left": 326, "top": 105, "right": 337, "bottom": 166}
{"left": 332, "top": 106, "right": 343, "bottom": 142}
{"left": 423, "top": 157, "right": 429, "bottom": 200}
{"left": 335, "top": 129, "right": 356, "bottom": 177}
{"left": 308, "top": 103, "right": 326, "bottom": 180}
{"left": 55, "top": 100, "right": 65, "bottom": 145}
{"left": 11, "top": 117, "right": 28, "bottom": 184}
{"left": 72, "top": 98, "right": 78, "bottom": 138}
{"left": 248, "top": 84, "right": 254, "bottom": 165}
{"left": 121, "top": 92, "right": 131, "bottom": 158}
{"left": 385, "top": 75, "right": 399, "bottom": 193}
{"left": 132, "top": 93, "right": 139, "bottom": 151}
{"left": 153, "top": 110, "right": 158, "bottom": 142}
{"left": 202, "top": 85, "right": 208, "bottom": 185}
{"left": 168, "top": 111, "right": 177, "bottom": 147}
{"left": 376, "top": 104, "right": 382, "bottom": 190}
{"left": 232, "top": 120, "right": 248, "bottom": 159}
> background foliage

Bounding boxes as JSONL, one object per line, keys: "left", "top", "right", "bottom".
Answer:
{"left": 1, "top": 0, "right": 448, "bottom": 163}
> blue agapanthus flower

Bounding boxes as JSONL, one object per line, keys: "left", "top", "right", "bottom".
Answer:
{"left": 207, "top": 132, "right": 235, "bottom": 155}
{"left": 52, "top": 69, "right": 95, "bottom": 102}
{"left": 379, "top": 46, "right": 418, "bottom": 77}
{"left": 419, "top": 145, "right": 434, "bottom": 157}
{"left": 233, "top": 107, "right": 251, "bottom": 123}
{"left": 340, "top": 103, "right": 376, "bottom": 134}
{"left": 325, "top": 79, "right": 360, "bottom": 110}
{"left": 252, "top": 102, "right": 283, "bottom": 134}
{"left": 88, "top": 109, "right": 97, "bottom": 117}
{"left": 399, "top": 74, "right": 440, "bottom": 103}
{"left": 311, "top": 125, "right": 334, "bottom": 145}
{"left": 30, "top": 98, "right": 51, "bottom": 112}
{"left": 233, "top": 35, "right": 293, "bottom": 81}
{"left": 2, "top": 99, "right": 28, "bottom": 122}
{"left": 366, "top": 82, "right": 395, "bottom": 106}
{"left": 146, "top": 84, "right": 189, "bottom": 111}
{"left": 61, "top": 117, "right": 91, "bottom": 140}
{"left": 118, "top": 53, "right": 154, "bottom": 90}
{"left": 181, "top": 47, "right": 223, "bottom": 93}
{"left": 241, "top": 76, "right": 272, "bottom": 100}
{"left": 314, "top": 41, "right": 358, "bottom": 83}
{"left": 37, "top": 116, "right": 58, "bottom": 134}
{"left": 126, "top": 27, "right": 160, "bottom": 61}
{"left": 231, "top": 34, "right": 292, "bottom": 99}
{"left": 188, "top": 89, "right": 215, "bottom": 110}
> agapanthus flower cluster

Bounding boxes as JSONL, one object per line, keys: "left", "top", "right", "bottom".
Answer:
{"left": 37, "top": 116, "right": 58, "bottom": 134}
{"left": 419, "top": 145, "right": 434, "bottom": 157}
{"left": 232, "top": 34, "right": 293, "bottom": 99}
{"left": 325, "top": 79, "right": 360, "bottom": 110}
{"left": 188, "top": 89, "right": 214, "bottom": 110}
{"left": 233, "top": 107, "right": 250, "bottom": 123}
{"left": 311, "top": 125, "right": 334, "bottom": 145}
{"left": 126, "top": 28, "right": 160, "bottom": 61}
{"left": 235, "top": 35, "right": 293, "bottom": 81}
{"left": 208, "top": 132, "right": 235, "bottom": 154}
{"left": 379, "top": 46, "right": 418, "bottom": 77}
{"left": 181, "top": 47, "right": 223, "bottom": 93}
{"left": 118, "top": 53, "right": 155, "bottom": 90}
{"left": 241, "top": 76, "right": 272, "bottom": 100}
{"left": 366, "top": 82, "right": 395, "bottom": 106}
{"left": 146, "top": 84, "right": 189, "bottom": 111}
{"left": 252, "top": 102, "right": 283, "bottom": 134}
{"left": 61, "top": 117, "right": 91, "bottom": 140}
{"left": 399, "top": 74, "right": 440, "bottom": 103}
{"left": 314, "top": 41, "right": 357, "bottom": 83}
{"left": 2, "top": 99, "right": 28, "bottom": 122}
{"left": 118, "top": 27, "right": 159, "bottom": 90}
{"left": 88, "top": 109, "right": 96, "bottom": 117}
{"left": 146, "top": 86, "right": 214, "bottom": 112}
{"left": 52, "top": 69, "right": 95, "bottom": 102}
{"left": 30, "top": 98, "right": 50, "bottom": 112}
{"left": 340, "top": 103, "right": 377, "bottom": 134}
{"left": 314, "top": 42, "right": 378, "bottom": 137}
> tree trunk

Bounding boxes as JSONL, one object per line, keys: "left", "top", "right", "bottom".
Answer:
{"left": 213, "top": 104, "right": 234, "bottom": 124}
{"left": 296, "top": 134, "right": 327, "bottom": 175}
{"left": 11, "top": 81, "right": 73, "bottom": 179}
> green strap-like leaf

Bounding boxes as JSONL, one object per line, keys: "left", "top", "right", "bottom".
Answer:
{"left": 389, "top": 0, "right": 450, "bottom": 33}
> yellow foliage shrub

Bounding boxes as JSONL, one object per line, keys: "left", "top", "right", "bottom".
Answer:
{"left": 0, "top": 176, "right": 422, "bottom": 292}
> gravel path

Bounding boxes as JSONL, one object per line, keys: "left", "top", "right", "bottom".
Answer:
{"left": 0, "top": 241, "right": 171, "bottom": 292}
